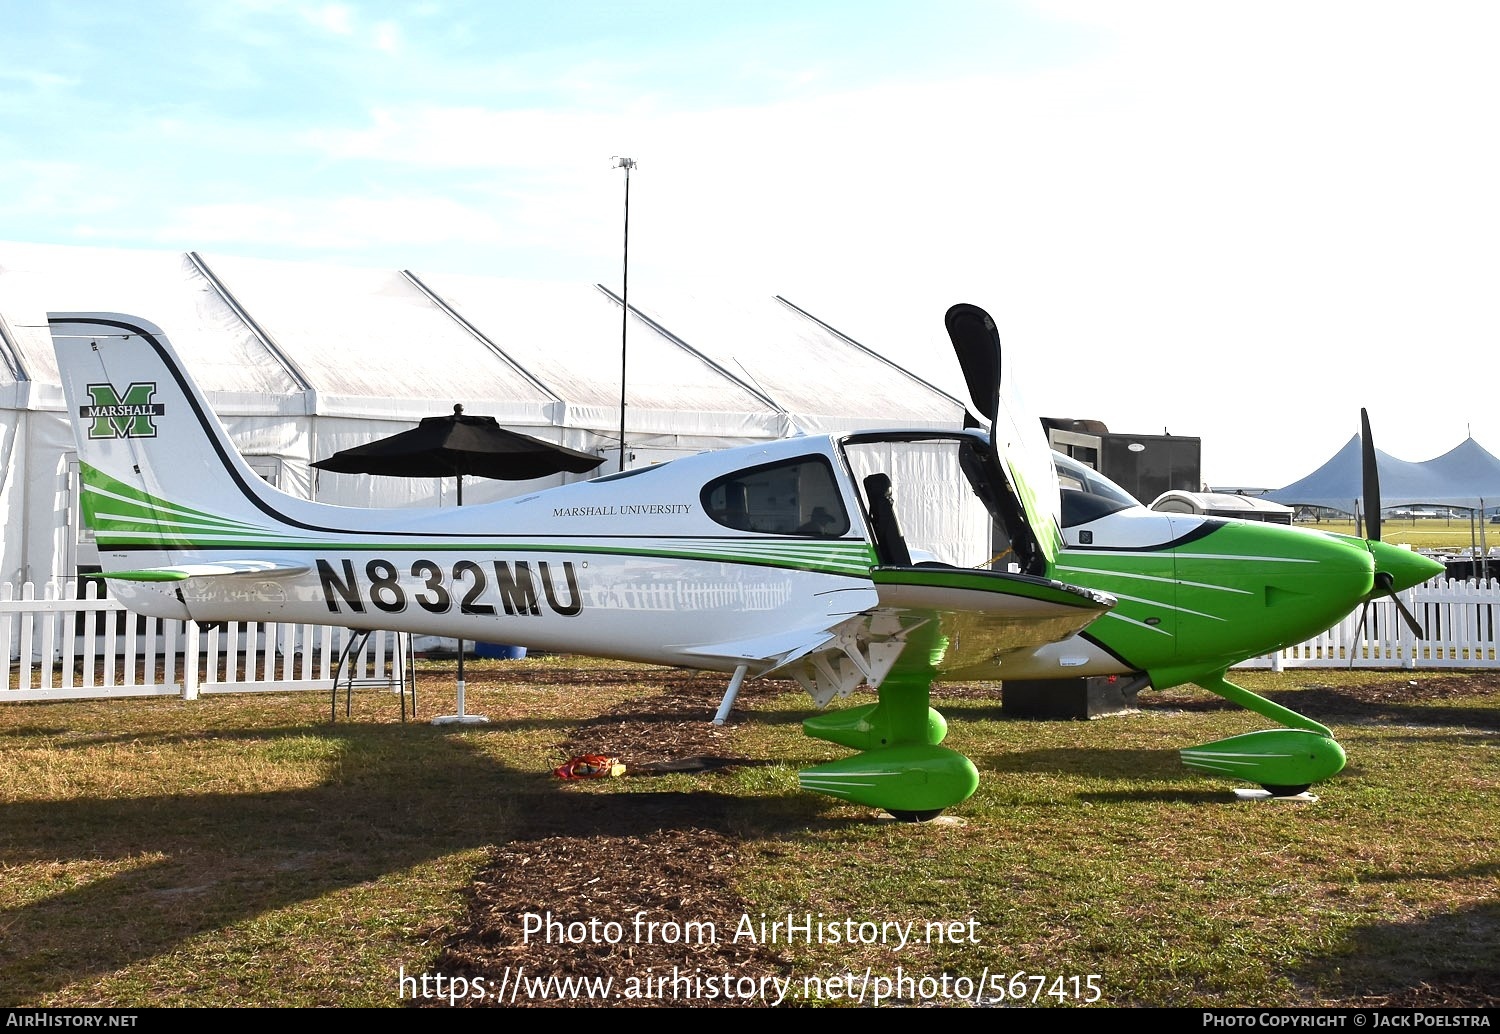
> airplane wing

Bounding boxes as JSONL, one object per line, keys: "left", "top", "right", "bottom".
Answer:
{"left": 687, "top": 567, "right": 1114, "bottom": 707}
{"left": 673, "top": 585, "right": 873, "bottom": 675}
{"left": 870, "top": 566, "right": 1114, "bottom": 670}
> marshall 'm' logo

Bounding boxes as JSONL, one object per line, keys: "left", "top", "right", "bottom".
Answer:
{"left": 81, "top": 382, "right": 165, "bottom": 439}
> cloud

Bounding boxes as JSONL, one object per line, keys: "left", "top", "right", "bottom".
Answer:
{"left": 5, "top": 1, "right": 1498, "bottom": 483}
{"left": 298, "top": 3, "right": 356, "bottom": 36}
{"left": 373, "top": 20, "right": 401, "bottom": 53}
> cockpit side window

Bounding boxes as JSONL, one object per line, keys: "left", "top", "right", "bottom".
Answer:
{"left": 701, "top": 456, "right": 850, "bottom": 536}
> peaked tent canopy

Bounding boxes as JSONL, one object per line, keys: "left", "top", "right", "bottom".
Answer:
{"left": 1264, "top": 435, "right": 1500, "bottom": 513}
{"left": 1419, "top": 438, "right": 1500, "bottom": 504}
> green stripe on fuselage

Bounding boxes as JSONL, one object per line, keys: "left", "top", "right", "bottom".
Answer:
{"left": 79, "top": 463, "right": 881, "bottom": 577}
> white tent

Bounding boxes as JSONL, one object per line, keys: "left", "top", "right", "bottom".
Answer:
{"left": 0, "top": 240, "right": 966, "bottom": 592}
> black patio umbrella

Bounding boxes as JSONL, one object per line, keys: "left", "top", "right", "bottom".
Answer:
{"left": 313, "top": 404, "right": 605, "bottom": 723}
{"left": 312, "top": 404, "right": 604, "bottom": 503}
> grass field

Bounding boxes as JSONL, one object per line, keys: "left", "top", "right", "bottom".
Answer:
{"left": 1, "top": 657, "right": 1495, "bottom": 1009}
{"left": 1301, "top": 517, "right": 1496, "bottom": 553}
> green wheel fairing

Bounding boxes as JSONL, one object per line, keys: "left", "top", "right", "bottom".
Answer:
{"left": 1158, "top": 654, "right": 1350, "bottom": 792}
{"left": 799, "top": 621, "right": 979, "bottom": 817}
{"left": 1180, "top": 729, "right": 1347, "bottom": 791}
{"left": 798, "top": 744, "right": 981, "bottom": 815}
{"left": 802, "top": 700, "right": 948, "bottom": 750}
{"left": 1174, "top": 671, "right": 1346, "bottom": 790}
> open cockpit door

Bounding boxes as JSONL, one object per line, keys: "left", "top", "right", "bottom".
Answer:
{"left": 842, "top": 432, "right": 1019, "bottom": 573}
{"left": 944, "top": 303, "right": 1063, "bottom": 568}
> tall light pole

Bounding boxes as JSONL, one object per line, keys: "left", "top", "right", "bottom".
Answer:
{"left": 612, "top": 156, "right": 636, "bottom": 473}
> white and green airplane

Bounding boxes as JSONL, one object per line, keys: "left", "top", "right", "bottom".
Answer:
{"left": 49, "top": 304, "right": 1441, "bottom": 821}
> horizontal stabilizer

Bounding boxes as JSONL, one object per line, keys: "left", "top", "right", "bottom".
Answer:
{"left": 96, "top": 559, "right": 312, "bottom": 583}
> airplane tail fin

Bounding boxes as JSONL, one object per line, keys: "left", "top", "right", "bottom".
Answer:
{"left": 49, "top": 313, "right": 314, "bottom": 574}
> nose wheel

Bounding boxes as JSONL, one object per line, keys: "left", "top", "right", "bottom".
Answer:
{"left": 1260, "top": 784, "right": 1311, "bottom": 797}
{"left": 887, "top": 808, "right": 945, "bottom": 823}
{"left": 1179, "top": 674, "right": 1348, "bottom": 794}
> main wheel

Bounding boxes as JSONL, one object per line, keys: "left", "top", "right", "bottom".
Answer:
{"left": 1260, "top": 784, "right": 1311, "bottom": 797}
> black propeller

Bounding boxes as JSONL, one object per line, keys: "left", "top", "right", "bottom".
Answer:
{"left": 1356, "top": 409, "right": 1425, "bottom": 641}
{"left": 1361, "top": 408, "right": 1381, "bottom": 543}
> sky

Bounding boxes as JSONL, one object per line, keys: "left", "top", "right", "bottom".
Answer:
{"left": 3, "top": 0, "right": 1497, "bottom": 489}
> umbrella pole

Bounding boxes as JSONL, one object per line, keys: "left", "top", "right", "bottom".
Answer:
{"left": 433, "top": 632, "right": 486, "bottom": 724}
{"left": 434, "top": 473, "right": 489, "bottom": 725}
{"left": 456, "top": 475, "right": 466, "bottom": 716}
{"left": 433, "top": 646, "right": 486, "bottom": 724}
{"left": 457, "top": 645, "right": 466, "bottom": 714}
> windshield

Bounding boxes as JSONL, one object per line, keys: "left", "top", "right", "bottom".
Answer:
{"left": 1054, "top": 451, "right": 1140, "bottom": 527}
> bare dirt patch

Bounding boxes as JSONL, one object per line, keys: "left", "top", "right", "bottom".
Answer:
{"left": 422, "top": 666, "right": 793, "bottom": 1007}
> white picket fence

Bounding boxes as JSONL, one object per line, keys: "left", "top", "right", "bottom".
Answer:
{"left": 1, "top": 580, "right": 410, "bottom": 702}
{"left": 2, "top": 577, "right": 1497, "bottom": 702}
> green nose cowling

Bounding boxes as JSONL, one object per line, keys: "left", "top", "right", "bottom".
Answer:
{"left": 1368, "top": 540, "right": 1445, "bottom": 593}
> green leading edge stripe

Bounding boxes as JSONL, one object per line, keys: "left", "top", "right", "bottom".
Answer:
{"left": 870, "top": 566, "right": 1113, "bottom": 609}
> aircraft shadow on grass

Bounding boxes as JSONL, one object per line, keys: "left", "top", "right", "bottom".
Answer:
{"left": 0, "top": 721, "right": 839, "bottom": 1002}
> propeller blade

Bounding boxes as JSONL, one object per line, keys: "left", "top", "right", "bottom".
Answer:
{"left": 1361, "top": 408, "right": 1381, "bottom": 542}
{"left": 945, "top": 303, "right": 1001, "bottom": 425}
{"left": 1375, "top": 571, "right": 1425, "bottom": 638}
{"left": 1349, "top": 602, "right": 1371, "bottom": 668}
{"left": 1392, "top": 595, "right": 1424, "bottom": 639}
